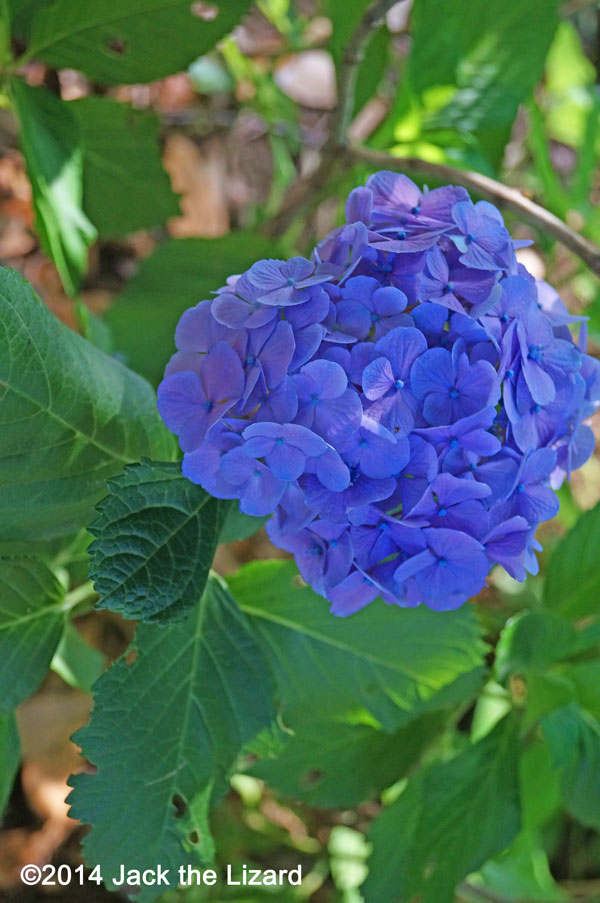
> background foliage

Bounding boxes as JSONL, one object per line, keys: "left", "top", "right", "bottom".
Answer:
{"left": 1, "top": 1, "right": 600, "bottom": 902}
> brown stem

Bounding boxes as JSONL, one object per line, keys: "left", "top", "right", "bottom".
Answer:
{"left": 348, "top": 145, "right": 600, "bottom": 275}
{"left": 264, "top": 0, "right": 400, "bottom": 238}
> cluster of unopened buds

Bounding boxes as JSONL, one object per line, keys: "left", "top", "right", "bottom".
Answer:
{"left": 158, "top": 171, "right": 600, "bottom": 615}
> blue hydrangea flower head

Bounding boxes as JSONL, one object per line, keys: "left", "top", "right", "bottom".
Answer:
{"left": 157, "top": 171, "right": 599, "bottom": 616}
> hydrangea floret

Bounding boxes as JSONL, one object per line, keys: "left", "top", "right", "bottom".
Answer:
{"left": 157, "top": 172, "right": 600, "bottom": 616}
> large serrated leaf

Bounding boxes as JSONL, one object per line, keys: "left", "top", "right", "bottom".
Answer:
{"left": 0, "top": 712, "right": 20, "bottom": 816}
{"left": 72, "top": 96, "right": 180, "bottom": 238}
{"left": 11, "top": 80, "right": 96, "bottom": 295}
{"left": 0, "top": 267, "right": 175, "bottom": 541}
{"left": 362, "top": 715, "right": 521, "bottom": 903}
{"left": 0, "top": 557, "right": 65, "bottom": 714}
{"left": 18, "top": 0, "right": 252, "bottom": 85}
{"left": 544, "top": 501, "right": 600, "bottom": 619}
{"left": 542, "top": 703, "right": 600, "bottom": 831}
{"left": 89, "top": 461, "right": 224, "bottom": 624}
{"left": 68, "top": 577, "right": 274, "bottom": 898}
{"left": 106, "top": 234, "right": 279, "bottom": 386}
{"left": 229, "top": 560, "right": 487, "bottom": 731}
{"left": 250, "top": 712, "right": 443, "bottom": 809}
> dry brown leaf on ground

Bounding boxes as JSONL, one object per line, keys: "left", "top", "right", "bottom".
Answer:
{"left": 163, "top": 133, "right": 230, "bottom": 237}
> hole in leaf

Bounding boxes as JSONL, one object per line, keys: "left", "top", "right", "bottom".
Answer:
{"left": 125, "top": 649, "right": 138, "bottom": 666}
{"left": 105, "top": 36, "right": 127, "bottom": 56}
{"left": 302, "top": 769, "right": 324, "bottom": 788}
{"left": 172, "top": 794, "right": 187, "bottom": 819}
{"left": 190, "top": 2, "right": 219, "bottom": 20}
{"left": 188, "top": 830, "right": 200, "bottom": 845}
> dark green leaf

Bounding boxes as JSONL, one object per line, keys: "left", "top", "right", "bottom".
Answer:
{"left": 89, "top": 461, "right": 224, "bottom": 624}
{"left": 71, "top": 96, "right": 179, "bottom": 238}
{"left": 542, "top": 703, "right": 600, "bottom": 830}
{"left": 51, "top": 620, "right": 105, "bottom": 693}
{"left": 251, "top": 712, "right": 442, "bottom": 809}
{"left": 68, "top": 577, "right": 274, "bottom": 898}
{"left": 107, "top": 234, "right": 278, "bottom": 386}
{"left": 0, "top": 557, "right": 65, "bottom": 714}
{"left": 0, "top": 266, "right": 175, "bottom": 541}
{"left": 362, "top": 715, "right": 521, "bottom": 903}
{"left": 228, "top": 560, "right": 487, "bottom": 730}
{"left": 544, "top": 501, "right": 600, "bottom": 618}
{"left": 0, "top": 713, "right": 20, "bottom": 817}
{"left": 20, "top": 0, "right": 252, "bottom": 85}
{"left": 10, "top": 80, "right": 96, "bottom": 295}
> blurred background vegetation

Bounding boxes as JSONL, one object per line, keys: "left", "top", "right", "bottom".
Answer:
{"left": 1, "top": 1, "right": 600, "bottom": 901}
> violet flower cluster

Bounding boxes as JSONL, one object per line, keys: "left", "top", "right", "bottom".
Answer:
{"left": 157, "top": 172, "right": 600, "bottom": 616}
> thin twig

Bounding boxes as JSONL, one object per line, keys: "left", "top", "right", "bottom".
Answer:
{"left": 348, "top": 144, "right": 600, "bottom": 276}
{"left": 331, "top": 0, "right": 400, "bottom": 144}
{"left": 265, "top": 0, "right": 400, "bottom": 237}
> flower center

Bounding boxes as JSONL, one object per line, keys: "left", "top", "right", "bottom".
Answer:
{"left": 528, "top": 344, "right": 544, "bottom": 362}
{"left": 450, "top": 388, "right": 460, "bottom": 398}
{"left": 394, "top": 378, "right": 405, "bottom": 389}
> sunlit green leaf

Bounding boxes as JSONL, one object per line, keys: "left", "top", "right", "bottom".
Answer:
{"left": 229, "top": 560, "right": 487, "bottom": 730}
{"left": 0, "top": 267, "right": 175, "bottom": 541}
{"left": 10, "top": 80, "right": 96, "bottom": 295}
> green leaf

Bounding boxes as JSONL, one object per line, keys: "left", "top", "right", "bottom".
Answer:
{"left": 219, "top": 504, "right": 268, "bottom": 544}
{"left": 362, "top": 715, "right": 521, "bottom": 903}
{"left": 0, "top": 558, "right": 65, "bottom": 715}
{"left": 68, "top": 577, "right": 274, "bottom": 898}
{"left": 474, "top": 831, "right": 567, "bottom": 903}
{"left": 71, "top": 96, "right": 179, "bottom": 238}
{"left": 542, "top": 703, "right": 600, "bottom": 830}
{"left": 89, "top": 461, "right": 224, "bottom": 624}
{"left": 228, "top": 560, "right": 487, "bottom": 730}
{"left": 0, "top": 713, "right": 20, "bottom": 817}
{"left": 20, "top": 0, "right": 252, "bottom": 85}
{"left": 524, "top": 671, "right": 575, "bottom": 728}
{"left": 382, "top": 0, "right": 561, "bottom": 170}
{"left": 10, "top": 80, "right": 96, "bottom": 295}
{"left": 544, "top": 501, "right": 600, "bottom": 619}
{"left": 107, "top": 234, "right": 278, "bottom": 386}
{"left": 0, "top": 266, "right": 175, "bottom": 541}
{"left": 495, "top": 610, "right": 577, "bottom": 681}
{"left": 563, "top": 661, "right": 600, "bottom": 722}
{"left": 409, "top": 0, "right": 559, "bottom": 132}
{"left": 251, "top": 712, "right": 442, "bottom": 809}
{"left": 51, "top": 620, "right": 105, "bottom": 693}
